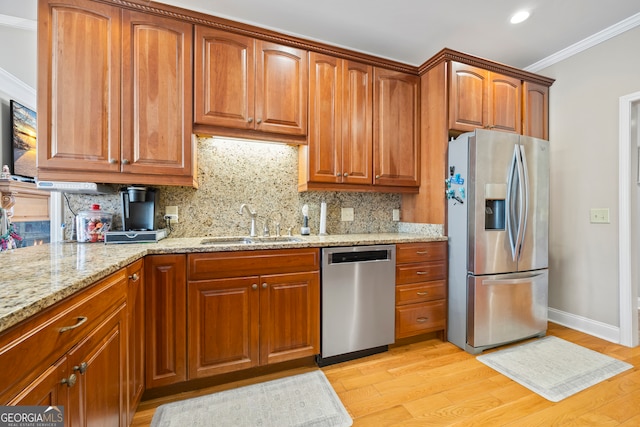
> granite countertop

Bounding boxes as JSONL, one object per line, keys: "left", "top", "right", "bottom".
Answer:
{"left": 1, "top": 233, "right": 446, "bottom": 335}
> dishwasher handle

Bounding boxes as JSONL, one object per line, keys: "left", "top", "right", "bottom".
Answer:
{"left": 329, "top": 249, "right": 391, "bottom": 264}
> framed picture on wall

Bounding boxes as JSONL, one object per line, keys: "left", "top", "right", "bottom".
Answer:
{"left": 10, "top": 100, "right": 37, "bottom": 182}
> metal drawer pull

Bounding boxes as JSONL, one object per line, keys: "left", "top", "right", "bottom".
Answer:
{"left": 416, "top": 271, "right": 428, "bottom": 275}
{"left": 59, "top": 316, "right": 88, "bottom": 333}
{"left": 416, "top": 317, "right": 429, "bottom": 323}
{"left": 416, "top": 251, "right": 429, "bottom": 255}
{"left": 416, "top": 291, "right": 429, "bottom": 296}
{"left": 61, "top": 374, "right": 77, "bottom": 387}
{"left": 129, "top": 273, "right": 139, "bottom": 281}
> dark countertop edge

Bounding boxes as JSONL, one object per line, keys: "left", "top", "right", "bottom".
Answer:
{"left": 1, "top": 233, "right": 447, "bottom": 335}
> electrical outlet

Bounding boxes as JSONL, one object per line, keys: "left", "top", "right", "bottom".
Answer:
{"left": 393, "top": 209, "right": 400, "bottom": 221}
{"left": 341, "top": 207, "right": 354, "bottom": 222}
{"left": 589, "top": 208, "right": 609, "bottom": 224}
{"left": 165, "top": 206, "right": 179, "bottom": 223}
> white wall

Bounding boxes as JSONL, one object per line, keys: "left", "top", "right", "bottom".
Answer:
{"left": 0, "top": 24, "right": 36, "bottom": 168}
{"left": 539, "top": 26, "right": 640, "bottom": 329}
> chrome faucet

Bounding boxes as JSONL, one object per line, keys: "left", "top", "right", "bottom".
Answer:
{"left": 239, "top": 204, "right": 258, "bottom": 237}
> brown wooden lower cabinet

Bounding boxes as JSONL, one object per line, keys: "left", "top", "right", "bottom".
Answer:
{"left": 126, "top": 260, "right": 144, "bottom": 425}
{"left": 1, "top": 268, "right": 128, "bottom": 427}
{"left": 187, "top": 249, "right": 320, "bottom": 379}
{"left": 395, "top": 241, "right": 448, "bottom": 339}
{"left": 144, "top": 254, "right": 187, "bottom": 389}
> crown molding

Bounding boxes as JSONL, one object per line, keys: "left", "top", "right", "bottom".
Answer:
{"left": 0, "top": 14, "right": 37, "bottom": 32}
{"left": 525, "top": 12, "right": 640, "bottom": 73}
{"left": 0, "top": 67, "right": 36, "bottom": 109}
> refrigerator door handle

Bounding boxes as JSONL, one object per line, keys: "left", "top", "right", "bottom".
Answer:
{"left": 482, "top": 273, "right": 545, "bottom": 286}
{"left": 506, "top": 145, "right": 519, "bottom": 261}
{"left": 518, "top": 144, "right": 530, "bottom": 259}
{"left": 514, "top": 145, "right": 526, "bottom": 261}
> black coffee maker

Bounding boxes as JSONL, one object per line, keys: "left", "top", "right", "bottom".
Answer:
{"left": 120, "top": 186, "right": 159, "bottom": 231}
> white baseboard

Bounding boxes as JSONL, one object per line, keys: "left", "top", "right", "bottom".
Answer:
{"left": 548, "top": 307, "right": 621, "bottom": 344}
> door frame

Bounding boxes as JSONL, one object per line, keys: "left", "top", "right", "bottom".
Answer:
{"left": 618, "top": 90, "right": 640, "bottom": 347}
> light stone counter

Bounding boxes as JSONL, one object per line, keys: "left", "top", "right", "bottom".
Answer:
{"left": 1, "top": 233, "right": 446, "bottom": 334}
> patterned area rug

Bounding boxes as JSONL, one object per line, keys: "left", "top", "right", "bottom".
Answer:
{"left": 150, "top": 370, "right": 352, "bottom": 427}
{"left": 477, "top": 336, "right": 632, "bottom": 402}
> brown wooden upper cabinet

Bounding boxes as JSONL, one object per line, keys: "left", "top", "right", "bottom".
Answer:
{"left": 373, "top": 68, "right": 420, "bottom": 188}
{"left": 300, "top": 56, "right": 419, "bottom": 192}
{"left": 194, "top": 26, "right": 308, "bottom": 137}
{"left": 522, "top": 81, "right": 550, "bottom": 140}
{"left": 301, "top": 53, "right": 373, "bottom": 188}
{"left": 37, "top": 0, "right": 195, "bottom": 187}
{"left": 449, "top": 62, "right": 521, "bottom": 134}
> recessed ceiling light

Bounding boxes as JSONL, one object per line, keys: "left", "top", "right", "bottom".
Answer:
{"left": 510, "top": 10, "right": 530, "bottom": 24}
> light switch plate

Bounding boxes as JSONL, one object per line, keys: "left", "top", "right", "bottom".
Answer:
{"left": 590, "top": 208, "right": 609, "bottom": 224}
{"left": 392, "top": 209, "right": 400, "bottom": 221}
{"left": 341, "top": 207, "right": 354, "bottom": 222}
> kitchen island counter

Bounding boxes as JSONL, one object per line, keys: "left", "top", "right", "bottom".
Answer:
{"left": 1, "top": 233, "right": 446, "bottom": 334}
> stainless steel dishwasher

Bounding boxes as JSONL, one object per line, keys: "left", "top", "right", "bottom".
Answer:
{"left": 318, "top": 244, "right": 396, "bottom": 366}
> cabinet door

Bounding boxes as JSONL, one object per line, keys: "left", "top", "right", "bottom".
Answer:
{"left": 67, "top": 305, "right": 126, "bottom": 427}
{"left": 342, "top": 60, "right": 373, "bottom": 185}
{"left": 255, "top": 41, "right": 308, "bottom": 135}
{"left": 522, "top": 81, "right": 549, "bottom": 140}
{"left": 194, "top": 26, "right": 255, "bottom": 129}
{"left": 187, "top": 277, "right": 260, "bottom": 378}
{"left": 260, "top": 271, "right": 320, "bottom": 365}
{"left": 121, "top": 11, "right": 193, "bottom": 177}
{"left": 488, "top": 73, "right": 521, "bottom": 133}
{"left": 37, "top": 0, "right": 121, "bottom": 173}
{"left": 373, "top": 68, "right": 420, "bottom": 187}
{"left": 448, "top": 62, "right": 488, "bottom": 132}
{"left": 9, "top": 358, "right": 68, "bottom": 412}
{"left": 308, "top": 52, "right": 342, "bottom": 184}
{"left": 145, "top": 255, "right": 187, "bottom": 389}
{"left": 126, "top": 260, "right": 144, "bottom": 425}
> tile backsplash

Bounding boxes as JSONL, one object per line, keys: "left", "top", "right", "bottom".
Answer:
{"left": 62, "top": 136, "right": 441, "bottom": 239}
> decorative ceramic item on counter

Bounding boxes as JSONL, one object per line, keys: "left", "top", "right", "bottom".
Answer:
{"left": 76, "top": 204, "right": 112, "bottom": 243}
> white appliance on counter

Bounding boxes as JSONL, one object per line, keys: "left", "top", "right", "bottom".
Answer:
{"left": 447, "top": 129, "right": 550, "bottom": 354}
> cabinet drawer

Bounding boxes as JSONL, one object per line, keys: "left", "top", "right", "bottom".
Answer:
{"left": 396, "top": 241, "right": 446, "bottom": 264}
{"left": 188, "top": 248, "right": 320, "bottom": 280}
{"left": 396, "top": 280, "right": 446, "bottom": 305}
{"left": 0, "top": 269, "right": 127, "bottom": 403}
{"left": 395, "top": 300, "right": 446, "bottom": 339}
{"left": 396, "top": 261, "right": 446, "bottom": 285}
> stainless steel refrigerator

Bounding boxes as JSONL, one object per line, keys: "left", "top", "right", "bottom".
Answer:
{"left": 447, "top": 129, "right": 549, "bottom": 354}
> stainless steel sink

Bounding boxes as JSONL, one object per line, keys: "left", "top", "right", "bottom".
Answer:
{"left": 250, "top": 236, "right": 303, "bottom": 243}
{"left": 200, "top": 236, "right": 303, "bottom": 245}
{"left": 200, "top": 237, "right": 253, "bottom": 245}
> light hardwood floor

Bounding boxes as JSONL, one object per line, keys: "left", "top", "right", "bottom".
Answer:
{"left": 132, "top": 323, "right": 640, "bottom": 426}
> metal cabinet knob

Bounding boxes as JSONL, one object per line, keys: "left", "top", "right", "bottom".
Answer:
{"left": 375, "top": 175, "right": 380, "bottom": 179}
{"left": 122, "top": 159, "right": 130, "bottom": 165}
{"left": 336, "top": 173, "right": 341, "bottom": 177}
{"left": 256, "top": 118, "right": 262, "bottom": 124}
{"left": 129, "top": 273, "right": 139, "bottom": 281}
{"left": 252, "top": 284, "right": 258, "bottom": 290}
{"left": 109, "top": 159, "right": 118, "bottom": 164}
{"left": 248, "top": 117, "right": 254, "bottom": 123}
{"left": 61, "top": 373, "right": 77, "bottom": 387}
{"left": 73, "top": 362, "right": 88, "bottom": 374}
{"left": 262, "top": 283, "right": 267, "bottom": 289}
{"left": 343, "top": 173, "right": 348, "bottom": 177}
